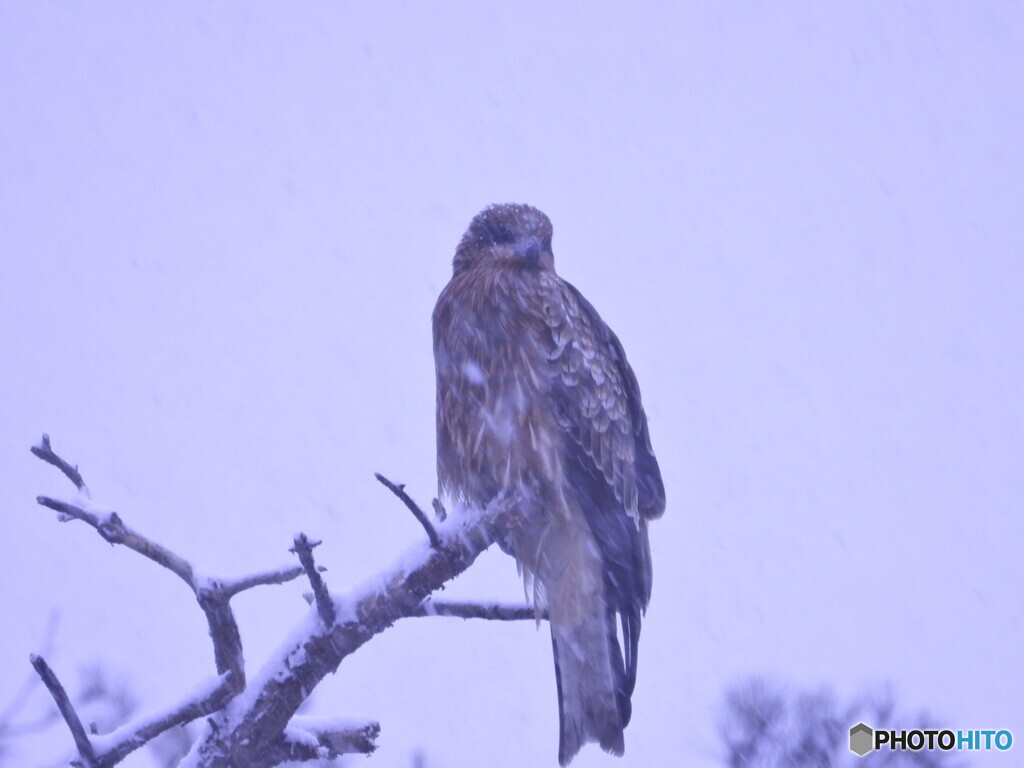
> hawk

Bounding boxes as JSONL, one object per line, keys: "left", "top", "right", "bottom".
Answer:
{"left": 433, "top": 204, "right": 665, "bottom": 765}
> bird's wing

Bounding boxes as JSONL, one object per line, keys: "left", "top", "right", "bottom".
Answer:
{"left": 542, "top": 277, "right": 665, "bottom": 524}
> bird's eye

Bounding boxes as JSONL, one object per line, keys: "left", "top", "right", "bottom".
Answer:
{"left": 494, "top": 223, "right": 515, "bottom": 244}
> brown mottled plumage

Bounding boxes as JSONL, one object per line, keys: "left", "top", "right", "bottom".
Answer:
{"left": 433, "top": 204, "right": 664, "bottom": 765}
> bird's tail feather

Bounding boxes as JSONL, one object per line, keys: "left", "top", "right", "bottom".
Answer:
{"left": 508, "top": 496, "right": 638, "bottom": 765}
{"left": 551, "top": 614, "right": 626, "bottom": 766}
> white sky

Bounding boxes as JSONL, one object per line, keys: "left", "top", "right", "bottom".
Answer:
{"left": 1, "top": 3, "right": 1021, "bottom": 767}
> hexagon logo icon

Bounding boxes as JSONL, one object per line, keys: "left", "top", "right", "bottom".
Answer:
{"left": 849, "top": 722, "right": 874, "bottom": 756}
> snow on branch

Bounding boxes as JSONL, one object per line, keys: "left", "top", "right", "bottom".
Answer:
{"left": 29, "top": 436, "right": 534, "bottom": 767}
{"left": 89, "top": 673, "right": 235, "bottom": 767}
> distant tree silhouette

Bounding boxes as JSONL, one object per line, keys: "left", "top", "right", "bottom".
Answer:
{"left": 718, "top": 678, "right": 965, "bottom": 767}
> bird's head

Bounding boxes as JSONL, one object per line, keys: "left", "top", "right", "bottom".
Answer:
{"left": 453, "top": 203, "right": 555, "bottom": 275}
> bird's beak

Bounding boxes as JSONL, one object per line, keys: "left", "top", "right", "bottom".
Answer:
{"left": 516, "top": 236, "right": 542, "bottom": 263}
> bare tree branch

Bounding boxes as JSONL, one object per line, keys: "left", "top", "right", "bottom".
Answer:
{"left": 34, "top": 496, "right": 246, "bottom": 686}
{"left": 184, "top": 491, "right": 521, "bottom": 768}
{"left": 31, "top": 434, "right": 87, "bottom": 493}
{"left": 290, "top": 534, "right": 335, "bottom": 626}
{"left": 375, "top": 472, "right": 440, "bottom": 548}
{"left": 33, "top": 437, "right": 246, "bottom": 687}
{"left": 30, "top": 437, "right": 526, "bottom": 768}
{"left": 29, "top": 655, "right": 96, "bottom": 768}
{"left": 413, "top": 599, "right": 545, "bottom": 621}
{"left": 91, "top": 674, "right": 234, "bottom": 768}
{"left": 33, "top": 436, "right": 245, "bottom": 688}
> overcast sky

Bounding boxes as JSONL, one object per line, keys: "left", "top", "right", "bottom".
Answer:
{"left": 1, "top": 3, "right": 1021, "bottom": 767}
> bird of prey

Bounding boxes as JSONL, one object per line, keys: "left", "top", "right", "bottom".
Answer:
{"left": 433, "top": 203, "right": 664, "bottom": 765}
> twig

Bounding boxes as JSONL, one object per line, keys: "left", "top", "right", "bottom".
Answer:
{"left": 31, "top": 434, "right": 87, "bottom": 493}
{"left": 374, "top": 473, "right": 440, "bottom": 548}
{"left": 290, "top": 534, "right": 335, "bottom": 626}
{"left": 30, "top": 655, "right": 96, "bottom": 767}
{"left": 36, "top": 498, "right": 194, "bottom": 582}
{"left": 219, "top": 564, "right": 309, "bottom": 598}
{"left": 413, "top": 599, "right": 545, "bottom": 621}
